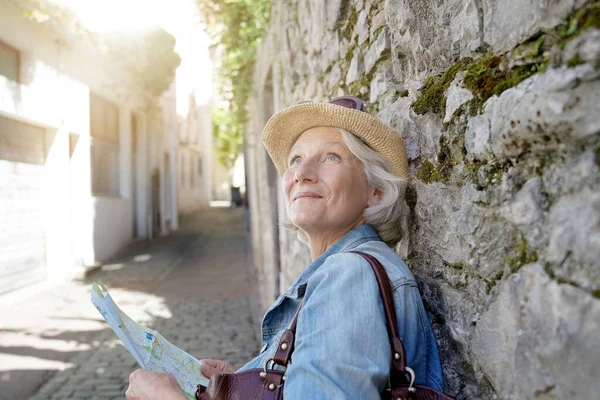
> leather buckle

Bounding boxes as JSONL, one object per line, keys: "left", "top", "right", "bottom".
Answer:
{"left": 405, "top": 367, "right": 416, "bottom": 393}
{"left": 262, "top": 358, "right": 279, "bottom": 373}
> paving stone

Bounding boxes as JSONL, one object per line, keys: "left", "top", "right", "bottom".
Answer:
{"left": 17, "top": 208, "right": 259, "bottom": 400}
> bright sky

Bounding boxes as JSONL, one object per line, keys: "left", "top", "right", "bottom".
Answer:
{"left": 53, "top": 0, "right": 214, "bottom": 107}
{"left": 53, "top": 0, "right": 200, "bottom": 36}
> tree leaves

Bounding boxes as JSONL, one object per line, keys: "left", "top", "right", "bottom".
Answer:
{"left": 199, "top": 0, "right": 271, "bottom": 168}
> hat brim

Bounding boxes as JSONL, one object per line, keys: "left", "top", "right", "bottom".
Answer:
{"left": 261, "top": 102, "right": 409, "bottom": 178}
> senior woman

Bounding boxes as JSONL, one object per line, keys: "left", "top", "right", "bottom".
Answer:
{"left": 126, "top": 96, "right": 444, "bottom": 399}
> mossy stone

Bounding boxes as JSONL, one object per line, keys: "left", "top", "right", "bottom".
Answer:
{"left": 506, "top": 237, "right": 539, "bottom": 274}
{"left": 411, "top": 58, "right": 473, "bottom": 116}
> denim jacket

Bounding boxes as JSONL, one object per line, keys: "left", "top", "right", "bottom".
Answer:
{"left": 238, "top": 224, "right": 444, "bottom": 398}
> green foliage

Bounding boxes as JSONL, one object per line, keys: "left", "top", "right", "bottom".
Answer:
{"left": 212, "top": 106, "right": 243, "bottom": 169}
{"left": 200, "top": 0, "right": 272, "bottom": 168}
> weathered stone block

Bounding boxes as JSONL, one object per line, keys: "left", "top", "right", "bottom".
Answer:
{"left": 438, "top": 284, "right": 480, "bottom": 352}
{"left": 546, "top": 187, "right": 600, "bottom": 291}
{"left": 444, "top": 70, "right": 473, "bottom": 122}
{"left": 322, "top": 31, "right": 341, "bottom": 70}
{"left": 482, "top": 0, "right": 585, "bottom": 54}
{"left": 365, "top": 27, "right": 391, "bottom": 75}
{"left": 326, "top": 0, "right": 347, "bottom": 31}
{"left": 500, "top": 178, "right": 547, "bottom": 248}
{"left": 542, "top": 149, "right": 600, "bottom": 203}
{"left": 414, "top": 182, "right": 472, "bottom": 266}
{"left": 478, "top": 65, "right": 600, "bottom": 160}
{"left": 369, "top": 10, "right": 387, "bottom": 43}
{"left": 369, "top": 62, "right": 394, "bottom": 103}
{"left": 346, "top": 50, "right": 365, "bottom": 85}
{"left": 469, "top": 212, "right": 521, "bottom": 281}
{"left": 378, "top": 94, "right": 445, "bottom": 162}
{"left": 298, "top": 0, "right": 328, "bottom": 53}
{"left": 355, "top": 10, "right": 370, "bottom": 46}
{"left": 377, "top": 96, "right": 421, "bottom": 160}
{"left": 465, "top": 113, "right": 491, "bottom": 160}
{"left": 325, "top": 64, "right": 342, "bottom": 92}
{"left": 385, "top": 0, "right": 481, "bottom": 79}
{"left": 563, "top": 28, "right": 600, "bottom": 67}
{"left": 472, "top": 263, "right": 600, "bottom": 399}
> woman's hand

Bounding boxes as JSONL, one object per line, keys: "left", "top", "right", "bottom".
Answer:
{"left": 200, "top": 359, "right": 235, "bottom": 378}
{"left": 125, "top": 369, "right": 187, "bottom": 400}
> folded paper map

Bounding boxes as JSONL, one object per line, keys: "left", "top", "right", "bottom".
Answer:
{"left": 91, "top": 281, "right": 209, "bottom": 399}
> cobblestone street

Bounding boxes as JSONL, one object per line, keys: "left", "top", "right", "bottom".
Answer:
{"left": 0, "top": 207, "right": 260, "bottom": 400}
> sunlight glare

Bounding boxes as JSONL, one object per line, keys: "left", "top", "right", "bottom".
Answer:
{"left": 53, "top": 0, "right": 198, "bottom": 35}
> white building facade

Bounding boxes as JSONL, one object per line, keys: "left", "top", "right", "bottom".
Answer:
{"left": 172, "top": 22, "right": 214, "bottom": 215}
{"left": 0, "top": 1, "right": 212, "bottom": 295}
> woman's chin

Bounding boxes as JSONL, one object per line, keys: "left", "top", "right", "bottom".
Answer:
{"left": 290, "top": 215, "right": 321, "bottom": 232}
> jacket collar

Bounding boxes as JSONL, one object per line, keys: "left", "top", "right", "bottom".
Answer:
{"left": 282, "top": 224, "right": 381, "bottom": 299}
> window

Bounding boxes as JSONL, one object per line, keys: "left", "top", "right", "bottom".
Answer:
{"left": 0, "top": 41, "right": 19, "bottom": 82}
{"left": 90, "top": 93, "right": 119, "bottom": 196}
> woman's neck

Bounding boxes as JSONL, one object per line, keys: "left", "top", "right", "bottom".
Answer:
{"left": 306, "top": 218, "right": 365, "bottom": 261}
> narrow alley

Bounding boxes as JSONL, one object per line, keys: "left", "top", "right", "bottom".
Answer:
{"left": 0, "top": 207, "right": 260, "bottom": 400}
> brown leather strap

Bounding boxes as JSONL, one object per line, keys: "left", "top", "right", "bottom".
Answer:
{"left": 272, "top": 301, "right": 302, "bottom": 366}
{"left": 348, "top": 251, "right": 408, "bottom": 375}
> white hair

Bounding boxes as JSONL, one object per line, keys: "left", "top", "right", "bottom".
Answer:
{"left": 282, "top": 128, "right": 408, "bottom": 247}
{"left": 338, "top": 128, "right": 408, "bottom": 246}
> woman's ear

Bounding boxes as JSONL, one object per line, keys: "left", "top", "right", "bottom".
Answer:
{"left": 367, "top": 187, "right": 382, "bottom": 207}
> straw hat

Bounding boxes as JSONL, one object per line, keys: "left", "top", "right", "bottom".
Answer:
{"left": 261, "top": 101, "right": 409, "bottom": 178}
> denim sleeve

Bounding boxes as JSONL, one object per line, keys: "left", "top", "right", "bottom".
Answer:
{"left": 283, "top": 253, "right": 391, "bottom": 399}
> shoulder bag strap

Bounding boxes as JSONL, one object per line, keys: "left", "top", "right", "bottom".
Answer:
{"left": 272, "top": 301, "right": 302, "bottom": 366}
{"left": 348, "top": 250, "right": 409, "bottom": 378}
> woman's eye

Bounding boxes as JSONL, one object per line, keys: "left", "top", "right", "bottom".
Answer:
{"left": 325, "top": 154, "right": 340, "bottom": 162}
{"left": 290, "top": 156, "right": 302, "bottom": 166}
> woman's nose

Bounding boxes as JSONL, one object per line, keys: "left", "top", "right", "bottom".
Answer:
{"left": 294, "top": 160, "right": 317, "bottom": 183}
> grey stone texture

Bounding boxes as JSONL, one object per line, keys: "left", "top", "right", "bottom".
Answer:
{"left": 482, "top": 0, "right": 588, "bottom": 54}
{"left": 246, "top": 0, "right": 600, "bottom": 398}
{"left": 444, "top": 71, "right": 473, "bottom": 123}
{"left": 472, "top": 263, "right": 600, "bottom": 399}
{"left": 469, "top": 65, "right": 600, "bottom": 161}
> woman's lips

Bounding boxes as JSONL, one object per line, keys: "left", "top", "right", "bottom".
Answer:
{"left": 293, "top": 192, "right": 322, "bottom": 201}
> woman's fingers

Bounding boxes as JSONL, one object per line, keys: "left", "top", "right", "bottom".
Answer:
{"left": 126, "top": 369, "right": 185, "bottom": 400}
{"left": 200, "top": 362, "right": 219, "bottom": 378}
{"left": 200, "top": 359, "right": 235, "bottom": 378}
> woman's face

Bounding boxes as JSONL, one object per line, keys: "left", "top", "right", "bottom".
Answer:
{"left": 283, "top": 127, "right": 378, "bottom": 235}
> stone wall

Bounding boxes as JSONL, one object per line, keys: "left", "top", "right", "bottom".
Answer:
{"left": 246, "top": 1, "right": 600, "bottom": 398}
